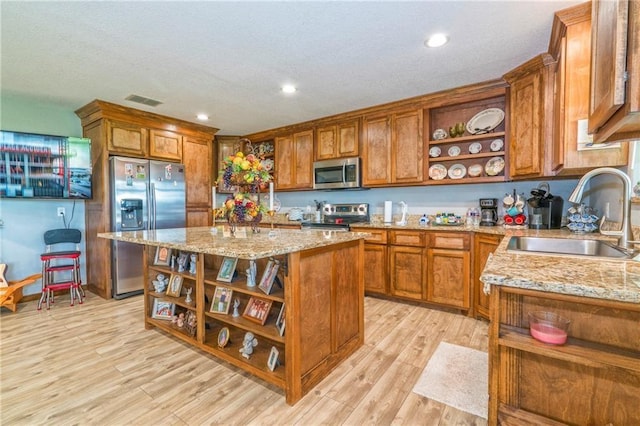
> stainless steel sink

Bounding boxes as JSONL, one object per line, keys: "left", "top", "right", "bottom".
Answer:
{"left": 506, "top": 236, "right": 636, "bottom": 259}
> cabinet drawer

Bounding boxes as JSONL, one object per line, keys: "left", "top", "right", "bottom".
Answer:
{"left": 389, "top": 230, "right": 425, "bottom": 247}
{"left": 429, "top": 232, "right": 470, "bottom": 250}
{"left": 351, "top": 227, "right": 387, "bottom": 244}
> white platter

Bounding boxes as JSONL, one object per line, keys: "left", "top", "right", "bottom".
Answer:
{"left": 262, "top": 158, "right": 275, "bottom": 171}
{"left": 468, "top": 163, "right": 483, "bottom": 177}
{"left": 468, "top": 142, "right": 482, "bottom": 154}
{"left": 485, "top": 156, "right": 505, "bottom": 176}
{"left": 429, "top": 164, "right": 447, "bottom": 180}
{"left": 429, "top": 146, "right": 442, "bottom": 158}
{"left": 447, "top": 145, "right": 461, "bottom": 157}
{"left": 448, "top": 164, "right": 467, "bottom": 179}
{"left": 490, "top": 138, "right": 504, "bottom": 152}
{"left": 466, "top": 108, "right": 505, "bottom": 135}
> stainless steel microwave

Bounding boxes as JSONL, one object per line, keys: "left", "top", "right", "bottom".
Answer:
{"left": 313, "top": 157, "right": 361, "bottom": 190}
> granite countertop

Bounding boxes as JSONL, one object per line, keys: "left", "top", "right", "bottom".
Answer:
{"left": 98, "top": 227, "right": 369, "bottom": 260}
{"left": 480, "top": 232, "right": 640, "bottom": 304}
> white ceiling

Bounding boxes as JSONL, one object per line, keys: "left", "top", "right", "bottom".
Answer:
{"left": 1, "top": 0, "right": 583, "bottom": 136}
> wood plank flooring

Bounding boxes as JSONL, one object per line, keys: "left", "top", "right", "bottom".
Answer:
{"left": 1, "top": 293, "right": 488, "bottom": 425}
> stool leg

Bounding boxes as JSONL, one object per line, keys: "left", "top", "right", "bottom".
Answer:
{"left": 38, "top": 260, "right": 47, "bottom": 310}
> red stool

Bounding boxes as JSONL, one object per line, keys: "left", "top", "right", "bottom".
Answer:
{"left": 38, "top": 229, "right": 84, "bottom": 310}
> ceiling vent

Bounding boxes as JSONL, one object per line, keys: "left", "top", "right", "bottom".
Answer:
{"left": 125, "top": 94, "right": 163, "bottom": 107}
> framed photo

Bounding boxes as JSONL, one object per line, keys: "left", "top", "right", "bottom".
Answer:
{"left": 154, "top": 246, "right": 172, "bottom": 266}
{"left": 218, "top": 327, "right": 230, "bottom": 348}
{"left": 267, "top": 346, "right": 279, "bottom": 371}
{"left": 258, "top": 258, "right": 280, "bottom": 295}
{"left": 210, "top": 286, "right": 233, "bottom": 314}
{"left": 151, "top": 298, "right": 175, "bottom": 320}
{"left": 217, "top": 257, "right": 238, "bottom": 282}
{"left": 166, "top": 274, "right": 183, "bottom": 297}
{"left": 243, "top": 297, "right": 273, "bottom": 325}
{"left": 275, "top": 303, "right": 286, "bottom": 336}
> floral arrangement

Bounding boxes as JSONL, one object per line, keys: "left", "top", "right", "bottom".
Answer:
{"left": 215, "top": 148, "right": 273, "bottom": 225}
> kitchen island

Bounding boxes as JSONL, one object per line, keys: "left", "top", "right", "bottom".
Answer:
{"left": 98, "top": 226, "right": 367, "bottom": 405}
{"left": 481, "top": 236, "right": 640, "bottom": 425}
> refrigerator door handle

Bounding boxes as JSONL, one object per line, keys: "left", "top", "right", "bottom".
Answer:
{"left": 149, "top": 182, "right": 156, "bottom": 230}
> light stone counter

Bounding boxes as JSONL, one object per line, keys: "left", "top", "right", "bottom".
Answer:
{"left": 481, "top": 232, "right": 640, "bottom": 304}
{"left": 98, "top": 226, "right": 368, "bottom": 260}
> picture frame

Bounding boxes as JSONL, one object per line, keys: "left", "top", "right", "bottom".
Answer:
{"left": 217, "top": 257, "right": 238, "bottom": 282}
{"left": 210, "top": 286, "right": 233, "bottom": 314}
{"left": 154, "top": 246, "right": 172, "bottom": 266}
{"left": 166, "top": 274, "right": 183, "bottom": 297}
{"left": 151, "top": 298, "right": 175, "bottom": 320}
{"left": 275, "top": 303, "right": 286, "bottom": 336}
{"left": 258, "top": 258, "right": 280, "bottom": 295}
{"left": 217, "top": 327, "right": 230, "bottom": 348}
{"left": 243, "top": 296, "right": 273, "bottom": 325}
{"left": 267, "top": 346, "right": 279, "bottom": 372}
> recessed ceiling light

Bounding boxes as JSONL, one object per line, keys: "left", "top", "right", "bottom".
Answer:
{"left": 282, "top": 84, "right": 297, "bottom": 94}
{"left": 425, "top": 33, "right": 448, "bottom": 48}
{"left": 196, "top": 114, "right": 209, "bottom": 121}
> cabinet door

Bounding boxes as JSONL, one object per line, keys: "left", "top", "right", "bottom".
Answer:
{"left": 362, "top": 115, "right": 391, "bottom": 186}
{"left": 337, "top": 120, "right": 359, "bottom": 158}
{"left": 427, "top": 248, "right": 470, "bottom": 309}
{"left": 508, "top": 70, "right": 544, "bottom": 178}
{"left": 473, "top": 234, "right": 502, "bottom": 319}
{"left": 389, "top": 246, "right": 425, "bottom": 300}
{"left": 107, "top": 120, "right": 148, "bottom": 156}
{"left": 183, "top": 137, "right": 212, "bottom": 208}
{"left": 293, "top": 130, "right": 313, "bottom": 189}
{"left": 275, "top": 135, "right": 294, "bottom": 189}
{"left": 392, "top": 110, "right": 423, "bottom": 183}
{"left": 363, "top": 243, "right": 388, "bottom": 295}
{"left": 187, "top": 208, "right": 211, "bottom": 227}
{"left": 589, "top": 0, "right": 628, "bottom": 134}
{"left": 215, "top": 136, "right": 242, "bottom": 193}
{"left": 316, "top": 125, "right": 337, "bottom": 160}
{"left": 149, "top": 129, "right": 182, "bottom": 161}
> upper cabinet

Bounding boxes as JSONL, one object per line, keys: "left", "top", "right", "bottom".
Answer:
{"left": 275, "top": 130, "right": 313, "bottom": 190}
{"left": 107, "top": 120, "right": 148, "bottom": 157}
{"left": 549, "top": 2, "right": 628, "bottom": 175}
{"left": 315, "top": 119, "right": 359, "bottom": 160}
{"left": 149, "top": 129, "right": 182, "bottom": 161}
{"left": 362, "top": 109, "right": 423, "bottom": 186}
{"left": 588, "top": 0, "right": 640, "bottom": 142}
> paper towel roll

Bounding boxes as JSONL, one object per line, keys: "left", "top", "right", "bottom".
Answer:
{"left": 384, "top": 201, "right": 393, "bottom": 223}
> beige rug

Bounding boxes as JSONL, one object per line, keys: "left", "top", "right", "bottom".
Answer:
{"left": 412, "top": 341, "right": 488, "bottom": 419}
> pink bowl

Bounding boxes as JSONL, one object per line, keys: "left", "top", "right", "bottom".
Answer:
{"left": 528, "top": 311, "right": 570, "bottom": 345}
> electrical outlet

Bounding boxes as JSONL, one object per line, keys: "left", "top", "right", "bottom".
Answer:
{"left": 57, "top": 207, "right": 65, "bottom": 217}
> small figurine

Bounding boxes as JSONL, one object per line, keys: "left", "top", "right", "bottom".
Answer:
{"left": 246, "top": 260, "right": 257, "bottom": 287}
{"left": 170, "top": 255, "right": 176, "bottom": 270}
{"left": 232, "top": 298, "right": 240, "bottom": 317}
{"left": 189, "top": 254, "right": 197, "bottom": 275}
{"left": 177, "top": 252, "right": 188, "bottom": 273}
{"left": 185, "top": 287, "right": 193, "bottom": 304}
{"left": 239, "top": 332, "right": 258, "bottom": 359}
{"left": 176, "top": 312, "right": 185, "bottom": 328}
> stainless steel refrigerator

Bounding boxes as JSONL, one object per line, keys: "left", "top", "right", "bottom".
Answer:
{"left": 110, "top": 156, "right": 186, "bottom": 298}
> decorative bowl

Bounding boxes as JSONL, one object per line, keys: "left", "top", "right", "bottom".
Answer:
{"left": 528, "top": 311, "right": 570, "bottom": 345}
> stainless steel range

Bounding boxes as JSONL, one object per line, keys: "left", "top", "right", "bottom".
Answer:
{"left": 300, "top": 203, "right": 369, "bottom": 231}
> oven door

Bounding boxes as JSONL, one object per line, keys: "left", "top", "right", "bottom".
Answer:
{"left": 300, "top": 222, "right": 350, "bottom": 232}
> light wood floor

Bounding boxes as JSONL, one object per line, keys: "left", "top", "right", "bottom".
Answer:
{"left": 1, "top": 292, "right": 488, "bottom": 425}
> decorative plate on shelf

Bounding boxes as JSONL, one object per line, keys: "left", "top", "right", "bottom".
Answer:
{"left": 468, "top": 142, "right": 482, "bottom": 154}
{"left": 490, "top": 138, "right": 504, "bottom": 152}
{"left": 432, "top": 128, "right": 448, "bottom": 140}
{"left": 466, "top": 108, "right": 505, "bottom": 134}
{"left": 429, "top": 146, "right": 442, "bottom": 158}
{"left": 448, "top": 164, "right": 467, "bottom": 179}
{"left": 447, "top": 145, "right": 461, "bottom": 157}
{"left": 261, "top": 158, "right": 274, "bottom": 171}
{"left": 429, "top": 164, "right": 447, "bottom": 180}
{"left": 468, "top": 163, "right": 483, "bottom": 177}
{"left": 485, "top": 156, "right": 505, "bottom": 176}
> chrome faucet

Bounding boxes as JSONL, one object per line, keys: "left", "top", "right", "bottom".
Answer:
{"left": 568, "top": 167, "right": 635, "bottom": 249}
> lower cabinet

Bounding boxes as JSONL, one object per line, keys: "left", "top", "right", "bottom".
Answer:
{"left": 473, "top": 233, "right": 503, "bottom": 320}
{"left": 389, "top": 245, "right": 425, "bottom": 300}
{"left": 351, "top": 227, "right": 388, "bottom": 295}
{"left": 426, "top": 248, "right": 470, "bottom": 309}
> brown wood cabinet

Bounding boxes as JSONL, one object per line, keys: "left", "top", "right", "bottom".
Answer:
{"left": 351, "top": 227, "right": 388, "bottom": 295}
{"left": 589, "top": 0, "right": 640, "bottom": 143}
{"left": 426, "top": 232, "right": 471, "bottom": 310}
{"left": 473, "top": 233, "right": 502, "bottom": 320}
{"left": 275, "top": 130, "right": 313, "bottom": 190}
{"left": 315, "top": 119, "right": 359, "bottom": 160}
{"left": 389, "top": 245, "right": 425, "bottom": 301}
{"left": 489, "top": 285, "right": 640, "bottom": 425}
{"left": 549, "top": 2, "right": 628, "bottom": 175}
{"left": 75, "top": 100, "right": 218, "bottom": 299}
{"left": 362, "top": 109, "right": 423, "bottom": 186}
{"left": 503, "top": 54, "right": 555, "bottom": 179}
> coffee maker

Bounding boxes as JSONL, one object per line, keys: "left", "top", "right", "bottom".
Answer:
{"left": 479, "top": 198, "right": 499, "bottom": 226}
{"left": 527, "top": 183, "right": 564, "bottom": 229}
